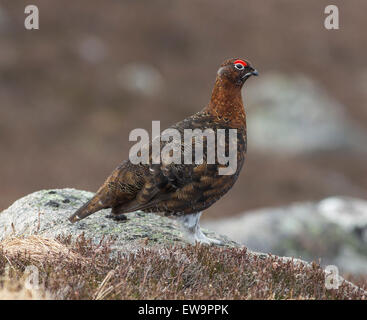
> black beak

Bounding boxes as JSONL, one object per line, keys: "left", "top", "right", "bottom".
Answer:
{"left": 242, "top": 69, "right": 259, "bottom": 79}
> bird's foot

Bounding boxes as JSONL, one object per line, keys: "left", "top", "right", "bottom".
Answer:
{"left": 105, "top": 214, "right": 127, "bottom": 222}
{"left": 175, "top": 212, "right": 222, "bottom": 246}
{"left": 193, "top": 228, "right": 223, "bottom": 245}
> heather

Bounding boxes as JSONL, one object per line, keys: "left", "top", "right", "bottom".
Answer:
{"left": 0, "top": 235, "right": 365, "bottom": 300}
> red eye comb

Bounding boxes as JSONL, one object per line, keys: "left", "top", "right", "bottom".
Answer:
{"left": 234, "top": 59, "right": 247, "bottom": 67}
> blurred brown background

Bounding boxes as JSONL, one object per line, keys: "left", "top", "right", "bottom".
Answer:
{"left": 1, "top": 0, "right": 366, "bottom": 219}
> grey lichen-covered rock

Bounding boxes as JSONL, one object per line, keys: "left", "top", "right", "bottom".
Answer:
{"left": 0, "top": 188, "right": 237, "bottom": 252}
{"left": 203, "top": 196, "right": 367, "bottom": 274}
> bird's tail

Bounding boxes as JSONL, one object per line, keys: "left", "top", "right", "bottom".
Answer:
{"left": 69, "top": 195, "right": 106, "bottom": 223}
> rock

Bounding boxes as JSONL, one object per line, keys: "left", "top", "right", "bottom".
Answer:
{"left": 0, "top": 189, "right": 237, "bottom": 252}
{"left": 117, "top": 63, "right": 164, "bottom": 97}
{"left": 245, "top": 73, "right": 367, "bottom": 154}
{"left": 203, "top": 196, "right": 367, "bottom": 274}
{"left": 77, "top": 36, "right": 107, "bottom": 64}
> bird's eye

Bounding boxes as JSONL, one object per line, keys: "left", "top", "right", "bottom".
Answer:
{"left": 234, "top": 63, "right": 244, "bottom": 70}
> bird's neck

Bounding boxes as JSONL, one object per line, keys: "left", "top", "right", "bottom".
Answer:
{"left": 204, "top": 77, "right": 246, "bottom": 128}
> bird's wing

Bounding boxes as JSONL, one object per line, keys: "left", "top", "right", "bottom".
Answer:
{"left": 113, "top": 162, "right": 211, "bottom": 213}
{"left": 111, "top": 114, "right": 246, "bottom": 215}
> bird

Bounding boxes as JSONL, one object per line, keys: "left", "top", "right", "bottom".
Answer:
{"left": 69, "top": 58, "right": 258, "bottom": 244}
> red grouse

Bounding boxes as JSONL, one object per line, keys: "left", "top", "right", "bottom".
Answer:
{"left": 69, "top": 58, "right": 258, "bottom": 244}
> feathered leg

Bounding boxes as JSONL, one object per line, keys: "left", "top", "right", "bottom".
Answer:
{"left": 175, "top": 212, "right": 222, "bottom": 245}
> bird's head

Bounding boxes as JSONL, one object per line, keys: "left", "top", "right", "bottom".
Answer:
{"left": 217, "top": 58, "right": 258, "bottom": 87}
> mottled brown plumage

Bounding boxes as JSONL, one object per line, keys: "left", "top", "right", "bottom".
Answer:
{"left": 69, "top": 58, "right": 258, "bottom": 243}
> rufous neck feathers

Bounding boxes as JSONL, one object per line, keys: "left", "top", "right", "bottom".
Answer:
{"left": 204, "top": 77, "right": 246, "bottom": 128}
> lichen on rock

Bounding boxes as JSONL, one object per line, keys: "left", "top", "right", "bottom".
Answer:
{"left": 0, "top": 188, "right": 237, "bottom": 252}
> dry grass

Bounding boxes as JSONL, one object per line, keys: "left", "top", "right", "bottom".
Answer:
{"left": 0, "top": 235, "right": 88, "bottom": 266}
{"left": 0, "top": 235, "right": 366, "bottom": 300}
{"left": 0, "top": 277, "right": 51, "bottom": 300}
{"left": 0, "top": 264, "right": 52, "bottom": 300}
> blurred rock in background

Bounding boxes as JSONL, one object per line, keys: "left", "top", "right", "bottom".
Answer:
{"left": 203, "top": 197, "right": 367, "bottom": 274}
{"left": 77, "top": 36, "right": 108, "bottom": 64}
{"left": 246, "top": 73, "right": 367, "bottom": 154}
{"left": 117, "top": 63, "right": 164, "bottom": 97}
